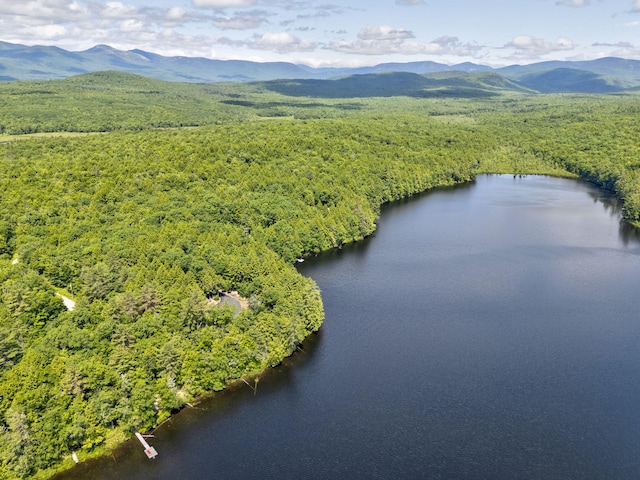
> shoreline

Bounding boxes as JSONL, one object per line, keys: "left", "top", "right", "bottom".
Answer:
{"left": 42, "top": 174, "right": 473, "bottom": 479}
{"left": 43, "top": 171, "right": 636, "bottom": 480}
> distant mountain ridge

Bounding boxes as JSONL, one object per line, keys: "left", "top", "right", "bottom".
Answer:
{"left": 258, "top": 71, "right": 534, "bottom": 99}
{"left": 516, "top": 68, "right": 629, "bottom": 94}
{"left": 1, "top": 41, "right": 640, "bottom": 93}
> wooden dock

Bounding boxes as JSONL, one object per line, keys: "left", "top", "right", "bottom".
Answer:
{"left": 135, "top": 432, "right": 158, "bottom": 459}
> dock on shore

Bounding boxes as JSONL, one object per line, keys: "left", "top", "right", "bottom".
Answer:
{"left": 135, "top": 432, "right": 158, "bottom": 459}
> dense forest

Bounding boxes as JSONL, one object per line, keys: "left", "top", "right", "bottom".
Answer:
{"left": 0, "top": 71, "right": 639, "bottom": 479}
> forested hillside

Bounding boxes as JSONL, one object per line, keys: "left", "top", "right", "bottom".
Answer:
{"left": 0, "top": 71, "right": 528, "bottom": 135}
{"left": 0, "top": 72, "right": 639, "bottom": 479}
{"left": 0, "top": 72, "right": 251, "bottom": 135}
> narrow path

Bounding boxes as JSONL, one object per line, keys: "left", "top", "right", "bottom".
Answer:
{"left": 10, "top": 255, "right": 76, "bottom": 311}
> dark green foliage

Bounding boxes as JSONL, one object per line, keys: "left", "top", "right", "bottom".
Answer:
{"left": 0, "top": 112, "right": 486, "bottom": 478}
{"left": 473, "top": 93, "right": 640, "bottom": 221}
{"left": 517, "top": 68, "right": 626, "bottom": 93}
{"left": 0, "top": 71, "right": 252, "bottom": 135}
{"left": 0, "top": 72, "right": 639, "bottom": 479}
{"left": 260, "top": 71, "right": 525, "bottom": 98}
{"left": 2, "top": 270, "right": 65, "bottom": 327}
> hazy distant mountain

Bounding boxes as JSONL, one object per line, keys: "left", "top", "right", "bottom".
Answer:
{"left": 0, "top": 41, "right": 493, "bottom": 83}
{"left": 1, "top": 41, "right": 640, "bottom": 93}
{"left": 258, "top": 71, "right": 533, "bottom": 99}
{"left": 0, "top": 42, "right": 316, "bottom": 83}
{"left": 497, "top": 57, "right": 640, "bottom": 86}
{"left": 515, "top": 68, "right": 628, "bottom": 93}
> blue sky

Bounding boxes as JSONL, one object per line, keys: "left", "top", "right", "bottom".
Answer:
{"left": 1, "top": 0, "right": 639, "bottom": 66}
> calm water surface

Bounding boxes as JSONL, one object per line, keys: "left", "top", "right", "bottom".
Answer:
{"left": 58, "top": 175, "right": 640, "bottom": 480}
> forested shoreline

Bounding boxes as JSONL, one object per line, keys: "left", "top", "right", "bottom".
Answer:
{"left": 0, "top": 73, "right": 639, "bottom": 479}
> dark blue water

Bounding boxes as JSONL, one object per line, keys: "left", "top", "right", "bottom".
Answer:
{"left": 58, "top": 175, "right": 640, "bottom": 480}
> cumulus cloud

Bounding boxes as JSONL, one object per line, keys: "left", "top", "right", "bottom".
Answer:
{"left": 593, "top": 41, "right": 632, "bottom": 47}
{"left": 247, "top": 31, "right": 318, "bottom": 52}
{"left": 556, "top": 0, "right": 589, "bottom": 6}
{"left": 119, "top": 19, "right": 145, "bottom": 32}
{"left": 3, "top": 0, "right": 595, "bottom": 65}
{"left": 0, "top": 0, "right": 208, "bottom": 49}
{"left": 280, "top": 5, "right": 344, "bottom": 28}
{"left": 328, "top": 27, "right": 483, "bottom": 57}
{"left": 167, "top": 7, "right": 187, "bottom": 20}
{"left": 358, "top": 25, "right": 415, "bottom": 41}
{"left": 429, "top": 36, "right": 484, "bottom": 56}
{"left": 592, "top": 40, "right": 640, "bottom": 56}
{"left": 215, "top": 31, "right": 319, "bottom": 53}
{"left": 192, "top": 0, "right": 315, "bottom": 10}
{"left": 503, "top": 35, "right": 574, "bottom": 58}
{"left": 0, "top": 0, "right": 87, "bottom": 25}
{"left": 212, "top": 10, "right": 271, "bottom": 29}
{"left": 192, "top": 0, "right": 258, "bottom": 8}
{"left": 17, "top": 24, "right": 69, "bottom": 40}
{"left": 102, "top": 2, "right": 137, "bottom": 18}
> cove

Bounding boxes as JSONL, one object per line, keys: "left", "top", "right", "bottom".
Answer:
{"left": 55, "top": 175, "right": 640, "bottom": 480}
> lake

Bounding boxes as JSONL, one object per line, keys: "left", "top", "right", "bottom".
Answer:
{"left": 57, "top": 175, "right": 640, "bottom": 480}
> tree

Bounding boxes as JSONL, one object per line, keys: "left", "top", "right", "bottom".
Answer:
{"left": 1, "top": 270, "right": 65, "bottom": 327}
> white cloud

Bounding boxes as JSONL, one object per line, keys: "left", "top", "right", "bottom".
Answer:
{"left": 0, "top": 0, "right": 206, "bottom": 49}
{"left": 1, "top": 0, "right": 625, "bottom": 65}
{"left": 68, "top": 1, "right": 84, "bottom": 13}
{"left": 0, "top": 1, "right": 88, "bottom": 25}
{"left": 328, "top": 28, "right": 483, "bottom": 57}
{"left": 192, "top": 0, "right": 258, "bottom": 8}
{"left": 556, "top": 0, "right": 589, "bottom": 6}
{"left": 120, "top": 19, "right": 145, "bottom": 32}
{"left": 633, "top": 0, "right": 640, "bottom": 11}
{"left": 592, "top": 40, "right": 640, "bottom": 56}
{"left": 102, "top": 2, "right": 137, "bottom": 19}
{"left": 204, "top": 30, "right": 320, "bottom": 55}
{"left": 430, "top": 36, "right": 484, "bottom": 56}
{"left": 167, "top": 7, "right": 187, "bottom": 20}
{"left": 26, "top": 24, "right": 69, "bottom": 39}
{"left": 248, "top": 32, "right": 318, "bottom": 53}
{"left": 504, "top": 35, "right": 574, "bottom": 58}
{"left": 212, "top": 10, "right": 271, "bottom": 29}
{"left": 358, "top": 25, "right": 415, "bottom": 41}
{"left": 279, "top": 4, "right": 344, "bottom": 28}
{"left": 210, "top": 31, "right": 319, "bottom": 53}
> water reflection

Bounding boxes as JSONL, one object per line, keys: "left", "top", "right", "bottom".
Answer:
{"left": 53, "top": 175, "right": 640, "bottom": 480}
{"left": 52, "top": 331, "right": 324, "bottom": 480}
{"left": 581, "top": 182, "right": 640, "bottom": 246}
{"left": 619, "top": 220, "right": 640, "bottom": 246}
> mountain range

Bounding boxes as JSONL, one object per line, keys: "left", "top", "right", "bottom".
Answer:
{"left": 1, "top": 41, "right": 640, "bottom": 93}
